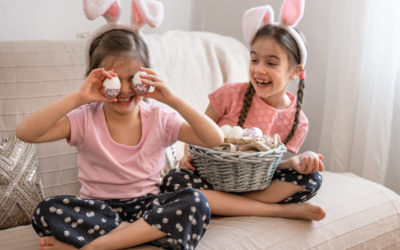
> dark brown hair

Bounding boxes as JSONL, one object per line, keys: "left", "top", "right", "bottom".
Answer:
{"left": 237, "top": 25, "right": 306, "bottom": 144}
{"left": 86, "top": 29, "right": 150, "bottom": 76}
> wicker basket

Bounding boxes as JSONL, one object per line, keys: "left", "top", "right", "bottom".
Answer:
{"left": 188, "top": 143, "right": 287, "bottom": 192}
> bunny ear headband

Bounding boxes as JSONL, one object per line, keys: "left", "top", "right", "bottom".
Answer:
{"left": 242, "top": 0, "right": 307, "bottom": 68}
{"left": 82, "top": 0, "right": 164, "bottom": 64}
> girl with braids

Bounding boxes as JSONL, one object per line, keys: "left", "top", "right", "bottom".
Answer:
{"left": 161, "top": 0, "right": 326, "bottom": 222}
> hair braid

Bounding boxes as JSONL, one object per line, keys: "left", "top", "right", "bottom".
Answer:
{"left": 237, "top": 83, "right": 256, "bottom": 127}
{"left": 285, "top": 79, "right": 305, "bottom": 144}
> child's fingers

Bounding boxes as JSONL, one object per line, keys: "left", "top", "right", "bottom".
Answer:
{"left": 319, "top": 160, "right": 325, "bottom": 172}
{"left": 139, "top": 67, "right": 156, "bottom": 75}
{"left": 318, "top": 154, "right": 324, "bottom": 160}
{"left": 299, "top": 157, "right": 307, "bottom": 173}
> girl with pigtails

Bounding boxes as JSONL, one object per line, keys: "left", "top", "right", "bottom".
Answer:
{"left": 17, "top": 0, "right": 224, "bottom": 249}
{"left": 165, "top": 0, "right": 326, "bottom": 221}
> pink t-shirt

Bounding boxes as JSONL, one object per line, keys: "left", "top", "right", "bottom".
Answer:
{"left": 66, "top": 101, "right": 184, "bottom": 200}
{"left": 209, "top": 82, "right": 308, "bottom": 153}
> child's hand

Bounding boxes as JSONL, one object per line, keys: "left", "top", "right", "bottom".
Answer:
{"left": 79, "top": 68, "right": 117, "bottom": 104}
{"left": 291, "top": 151, "right": 324, "bottom": 174}
{"left": 137, "top": 67, "right": 175, "bottom": 104}
{"left": 179, "top": 154, "right": 196, "bottom": 171}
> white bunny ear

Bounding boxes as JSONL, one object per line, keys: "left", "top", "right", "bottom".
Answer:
{"left": 242, "top": 5, "right": 275, "bottom": 46}
{"left": 131, "top": 0, "right": 164, "bottom": 31}
{"left": 280, "top": 0, "right": 304, "bottom": 27}
{"left": 83, "top": 0, "right": 121, "bottom": 23}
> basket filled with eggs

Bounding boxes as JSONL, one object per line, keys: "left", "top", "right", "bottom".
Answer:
{"left": 189, "top": 125, "right": 287, "bottom": 192}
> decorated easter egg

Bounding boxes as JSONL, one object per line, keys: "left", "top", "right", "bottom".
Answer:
{"left": 227, "top": 126, "right": 244, "bottom": 139}
{"left": 132, "top": 71, "right": 155, "bottom": 94}
{"left": 103, "top": 76, "right": 121, "bottom": 98}
{"left": 243, "top": 127, "right": 263, "bottom": 138}
{"left": 220, "top": 125, "right": 232, "bottom": 137}
{"left": 301, "top": 151, "right": 319, "bottom": 162}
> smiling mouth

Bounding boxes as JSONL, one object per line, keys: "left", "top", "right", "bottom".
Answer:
{"left": 255, "top": 79, "right": 272, "bottom": 86}
{"left": 116, "top": 96, "right": 134, "bottom": 104}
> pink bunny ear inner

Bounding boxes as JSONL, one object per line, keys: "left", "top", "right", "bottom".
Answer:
{"left": 131, "top": 0, "right": 164, "bottom": 29}
{"left": 132, "top": 0, "right": 146, "bottom": 30}
{"left": 242, "top": 5, "right": 275, "bottom": 46}
{"left": 280, "top": 0, "right": 304, "bottom": 26}
{"left": 103, "top": 0, "right": 121, "bottom": 23}
{"left": 83, "top": 0, "right": 120, "bottom": 22}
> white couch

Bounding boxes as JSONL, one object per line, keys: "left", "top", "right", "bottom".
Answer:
{"left": 1, "top": 30, "right": 400, "bottom": 250}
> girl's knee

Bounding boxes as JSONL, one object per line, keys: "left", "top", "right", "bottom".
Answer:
{"left": 179, "top": 188, "right": 211, "bottom": 219}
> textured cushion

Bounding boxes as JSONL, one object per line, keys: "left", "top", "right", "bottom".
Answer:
{"left": 0, "top": 136, "right": 44, "bottom": 230}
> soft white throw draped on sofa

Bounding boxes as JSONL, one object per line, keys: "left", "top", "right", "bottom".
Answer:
{"left": 316, "top": 0, "right": 400, "bottom": 193}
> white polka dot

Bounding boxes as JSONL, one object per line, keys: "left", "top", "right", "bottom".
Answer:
{"left": 71, "top": 223, "right": 77, "bottom": 228}
{"left": 101, "top": 204, "right": 106, "bottom": 210}
{"left": 157, "top": 208, "right": 163, "bottom": 214}
{"left": 184, "top": 175, "right": 190, "bottom": 180}
{"left": 56, "top": 208, "right": 63, "bottom": 215}
{"left": 77, "top": 218, "right": 83, "bottom": 224}
{"left": 74, "top": 207, "right": 80, "bottom": 213}
{"left": 40, "top": 216, "right": 48, "bottom": 227}
{"left": 77, "top": 236, "right": 85, "bottom": 241}
{"left": 64, "top": 217, "right": 71, "bottom": 223}
{"left": 297, "top": 175, "right": 303, "bottom": 180}
{"left": 64, "top": 230, "right": 70, "bottom": 236}
{"left": 36, "top": 208, "right": 40, "bottom": 215}
{"left": 63, "top": 198, "right": 70, "bottom": 204}
{"left": 100, "top": 230, "right": 105, "bottom": 235}
{"left": 162, "top": 218, "right": 169, "bottom": 224}
{"left": 101, "top": 218, "right": 106, "bottom": 223}
{"left": 94, "top": 225, "right": 100, "bottom": 230}
{"left": 191, "top": 206, "right": 196, "bottom": 212}
{"left": 88, "top": 200, "right": 94, "bottom": 205}
{"left": 176, "top": 209, "right": 182, "bottom": 215}
{"left": 49, "top": 207, "right": 56, "bottom": 213}
{"left": 88, "top": 229, "right": 94, "bottom": 234}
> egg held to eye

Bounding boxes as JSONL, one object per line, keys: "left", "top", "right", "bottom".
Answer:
{"left": 132, "top": 71, "right": 155, "bottom": 94}
{"left": 102, "top": 76, "right": 121, "bottom": 98}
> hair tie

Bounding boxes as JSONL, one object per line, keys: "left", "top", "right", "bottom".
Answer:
{"left": 299, "top": 71, "right": 306, "bottom": 80}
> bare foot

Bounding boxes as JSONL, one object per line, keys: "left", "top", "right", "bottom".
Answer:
{"left": 277, "top": 202, "right": 326, "bottom": 221}
{"left": 39, "top": 236, "right": 76, "bottom": 250}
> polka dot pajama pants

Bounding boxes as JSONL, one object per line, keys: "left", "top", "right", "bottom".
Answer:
{"left": 32, "top": 187, "right": 210, "bottom": 249}
{"left": 161, "top": 168, "right": 322, "bottom": 204}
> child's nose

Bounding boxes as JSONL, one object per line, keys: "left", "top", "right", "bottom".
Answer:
{"left": 255, "top": 65, "right": 267, "bottom": 74}
{"left": 119, "top": 79, "right": 133, "bottom": 93}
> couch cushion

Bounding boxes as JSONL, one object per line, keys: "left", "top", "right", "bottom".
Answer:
{"left": 0, "top": 136, "right": 44, "bottom": 230}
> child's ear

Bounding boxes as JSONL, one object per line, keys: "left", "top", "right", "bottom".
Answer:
{"left": 290, "top": 64, "right": 304, "bottom": 80}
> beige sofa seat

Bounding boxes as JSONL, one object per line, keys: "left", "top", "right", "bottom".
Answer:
{"left": 1, "top": 31, "right": 400, "bottom": 250}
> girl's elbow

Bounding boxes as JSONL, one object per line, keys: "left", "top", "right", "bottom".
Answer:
{"left": 16, "top": 126, "right": 33, "bottom": 143}
{"left": 210, "top": 131, "right": 224, "bottom": 147}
